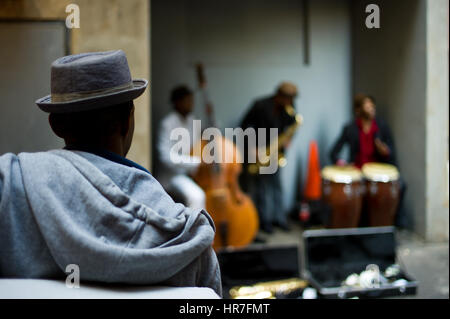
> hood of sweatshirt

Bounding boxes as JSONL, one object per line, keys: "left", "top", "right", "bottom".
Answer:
{"left": 0, "top": 149, "right": 215, "bottom": 285}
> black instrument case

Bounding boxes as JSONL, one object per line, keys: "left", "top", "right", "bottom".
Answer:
{"left": 302, "top": 226, "right": 418, "bottom": 299}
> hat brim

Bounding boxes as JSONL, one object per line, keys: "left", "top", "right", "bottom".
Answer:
{"left": 36, "top": 79, "right": 148, "bottom": 113}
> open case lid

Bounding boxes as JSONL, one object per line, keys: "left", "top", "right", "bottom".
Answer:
{"left": 302, "top": 227, "right": 397, "bottom": 288}
{"left": 217, "top": 244, "right": 301, "bottom": 289}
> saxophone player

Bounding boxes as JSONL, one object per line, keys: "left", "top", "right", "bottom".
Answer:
{"left": 239, "top": 82, "right": 300, "bottom": 234}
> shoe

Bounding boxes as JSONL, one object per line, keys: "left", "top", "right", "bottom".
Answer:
{"left": 253, "top": 235, "right": 267, "bottom": 244}
{"left": 274, "top": 221, "right": 291, "bottom": 232}
{"left": 261, "top": 224, "right": 273, "bottom": 234}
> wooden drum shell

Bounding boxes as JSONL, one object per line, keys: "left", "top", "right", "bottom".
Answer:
{"left": 323, "top": 179, "right": 364, "bottom": 229}
{"left": 362, "top": 163, "right": 401, "bottom": 227}
{"left": 365, "top": 179, "right": 400, "bottom": 227}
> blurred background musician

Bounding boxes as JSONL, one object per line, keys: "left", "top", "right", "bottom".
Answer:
{"left": 156, "top": 85, "right": 205, "bottom": 210}
{"left": 239, "top": 82, "right": 300, "bottom": 234}
{"left": 330, "top": 93, "right": 408, "bottom": 228}
{"left": 330, "top": 94, "right": 396, "bottom": 168}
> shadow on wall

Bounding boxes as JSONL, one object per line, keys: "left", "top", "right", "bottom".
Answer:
{"left": 352, "top": 0, "right": 426, "bottom": 234}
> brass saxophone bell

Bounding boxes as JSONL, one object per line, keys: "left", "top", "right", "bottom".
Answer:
{"left": 246, "top": 106, "right": 303, "bottom": 175}
{"left": 278, "top": 156, "right": 287, "bottom": 167}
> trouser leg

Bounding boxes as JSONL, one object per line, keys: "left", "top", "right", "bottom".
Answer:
{"left": 270, "top": 172, "right": 287, "bottom": 227}
{"left": 241, "top": 173, "right": 272, "bottom": 232}
{"left": 169, "top": 175, "right": 206, "bottom": 210}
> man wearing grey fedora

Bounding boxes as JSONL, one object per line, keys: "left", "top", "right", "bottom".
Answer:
{"left": 0, "top": 50, "right": 222, "bottom": 296}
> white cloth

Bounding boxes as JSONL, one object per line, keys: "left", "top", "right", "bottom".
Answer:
{"left": 0, "top": 279, "right": 220, "bottom": 299}
{"left": 157, "top": 111, "right": 205, "bottom": 209}
{"left": 170, "top": 175, "right": 206, "bottom": 210}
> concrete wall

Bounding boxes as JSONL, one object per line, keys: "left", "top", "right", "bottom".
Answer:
{"left": 0, "top": 0, "right": 151, "bottom": 169}
{"left": 425, "top": 0, "right": 449, "bottom": 242}
{"left": 352, "top": 0, "right": 449, "bottom": 241}
{"left": 151, "top": 0, "right": 352, "bottom": 211}
{"left": 0, "top": 21, "right": 66, "bottom": 155}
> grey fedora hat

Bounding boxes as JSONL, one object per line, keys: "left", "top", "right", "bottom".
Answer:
{"left": 36, "top": 50, "right": 148, "bottom": 113}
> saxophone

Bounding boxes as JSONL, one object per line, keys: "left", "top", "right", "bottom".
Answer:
{"left": 247, "top": 105, "right": 303, "bottom": 175}
{"left": 229, "top": 278, "right": 308, "bottom": 299}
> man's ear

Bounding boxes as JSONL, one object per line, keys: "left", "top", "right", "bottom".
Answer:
{"left": 120, "top": 103, "right": 134, "bottom": 137}
{"left": 48, "top": 114, "right": 65, "bottom": 138}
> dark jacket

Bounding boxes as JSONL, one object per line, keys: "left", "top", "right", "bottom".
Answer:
{"left": 240, "top": 96, "right": 298, "bottom": 165}
{"left": 330, "top": 117, "right": 397, "bottom": 166}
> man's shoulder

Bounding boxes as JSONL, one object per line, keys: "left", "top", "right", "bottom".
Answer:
{"left": 342, "top": 120, "right": 357, "bottom": 132}
{"left": 161, "top": 111, "right": 197, "bottom": 127}
{"left": 1, "top": 151, "right": 51, "bottom": 167}
{"left": 159, "top": 112, "right": 180, "bottom": 132}
{"left": 0, "top": 153, "right": 20, "bottom": 189}
{"left": 375, "top": 116, "right": 389, "bottom": 128}
{"left": 252, "top": 96, "right": 273, "bottom": 108}
{"left": 246, "top": 96, "right": 274, "bottom": 117}
{"left": 161, "top": 111, "right": 177, "bottom": 123}
{"left": 0, "top": 152, "right": 18, "bottom": 163}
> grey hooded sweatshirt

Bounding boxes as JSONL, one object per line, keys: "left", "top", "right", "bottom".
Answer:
{"left": 0, "top": 149, "right": 222, "bottom": 296}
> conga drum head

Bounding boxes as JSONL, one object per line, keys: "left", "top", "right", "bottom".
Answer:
{"left": 322, "top": 165, "right": 362, "bottom": 183}
{"left": 362, "top": 163, "right": 399, "bottom": 182}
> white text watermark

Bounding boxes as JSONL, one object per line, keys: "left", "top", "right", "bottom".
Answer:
{"left": 170, "top": 120, "right": 280, "bottom": 174}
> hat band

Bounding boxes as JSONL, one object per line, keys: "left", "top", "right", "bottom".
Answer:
{"left": 51, "top": 81, "right": 134, "bottom": 103}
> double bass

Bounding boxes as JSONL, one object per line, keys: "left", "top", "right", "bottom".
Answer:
{"left": 191, "top": 64, "right": 259, "bottom": 251}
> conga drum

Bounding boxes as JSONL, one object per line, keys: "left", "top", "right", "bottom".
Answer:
{"left": 322, "top": 166, "right": 364, "bottom": 228}
{"left": 362, "top": 163, "right": 400, "bottom": 227}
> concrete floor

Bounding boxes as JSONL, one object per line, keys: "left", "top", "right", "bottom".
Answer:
{"left": 251, "top": 223, "right": 449, "bottom": 299}
{"left": 395, "top": 231, "right": 449, "bottom": 298}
